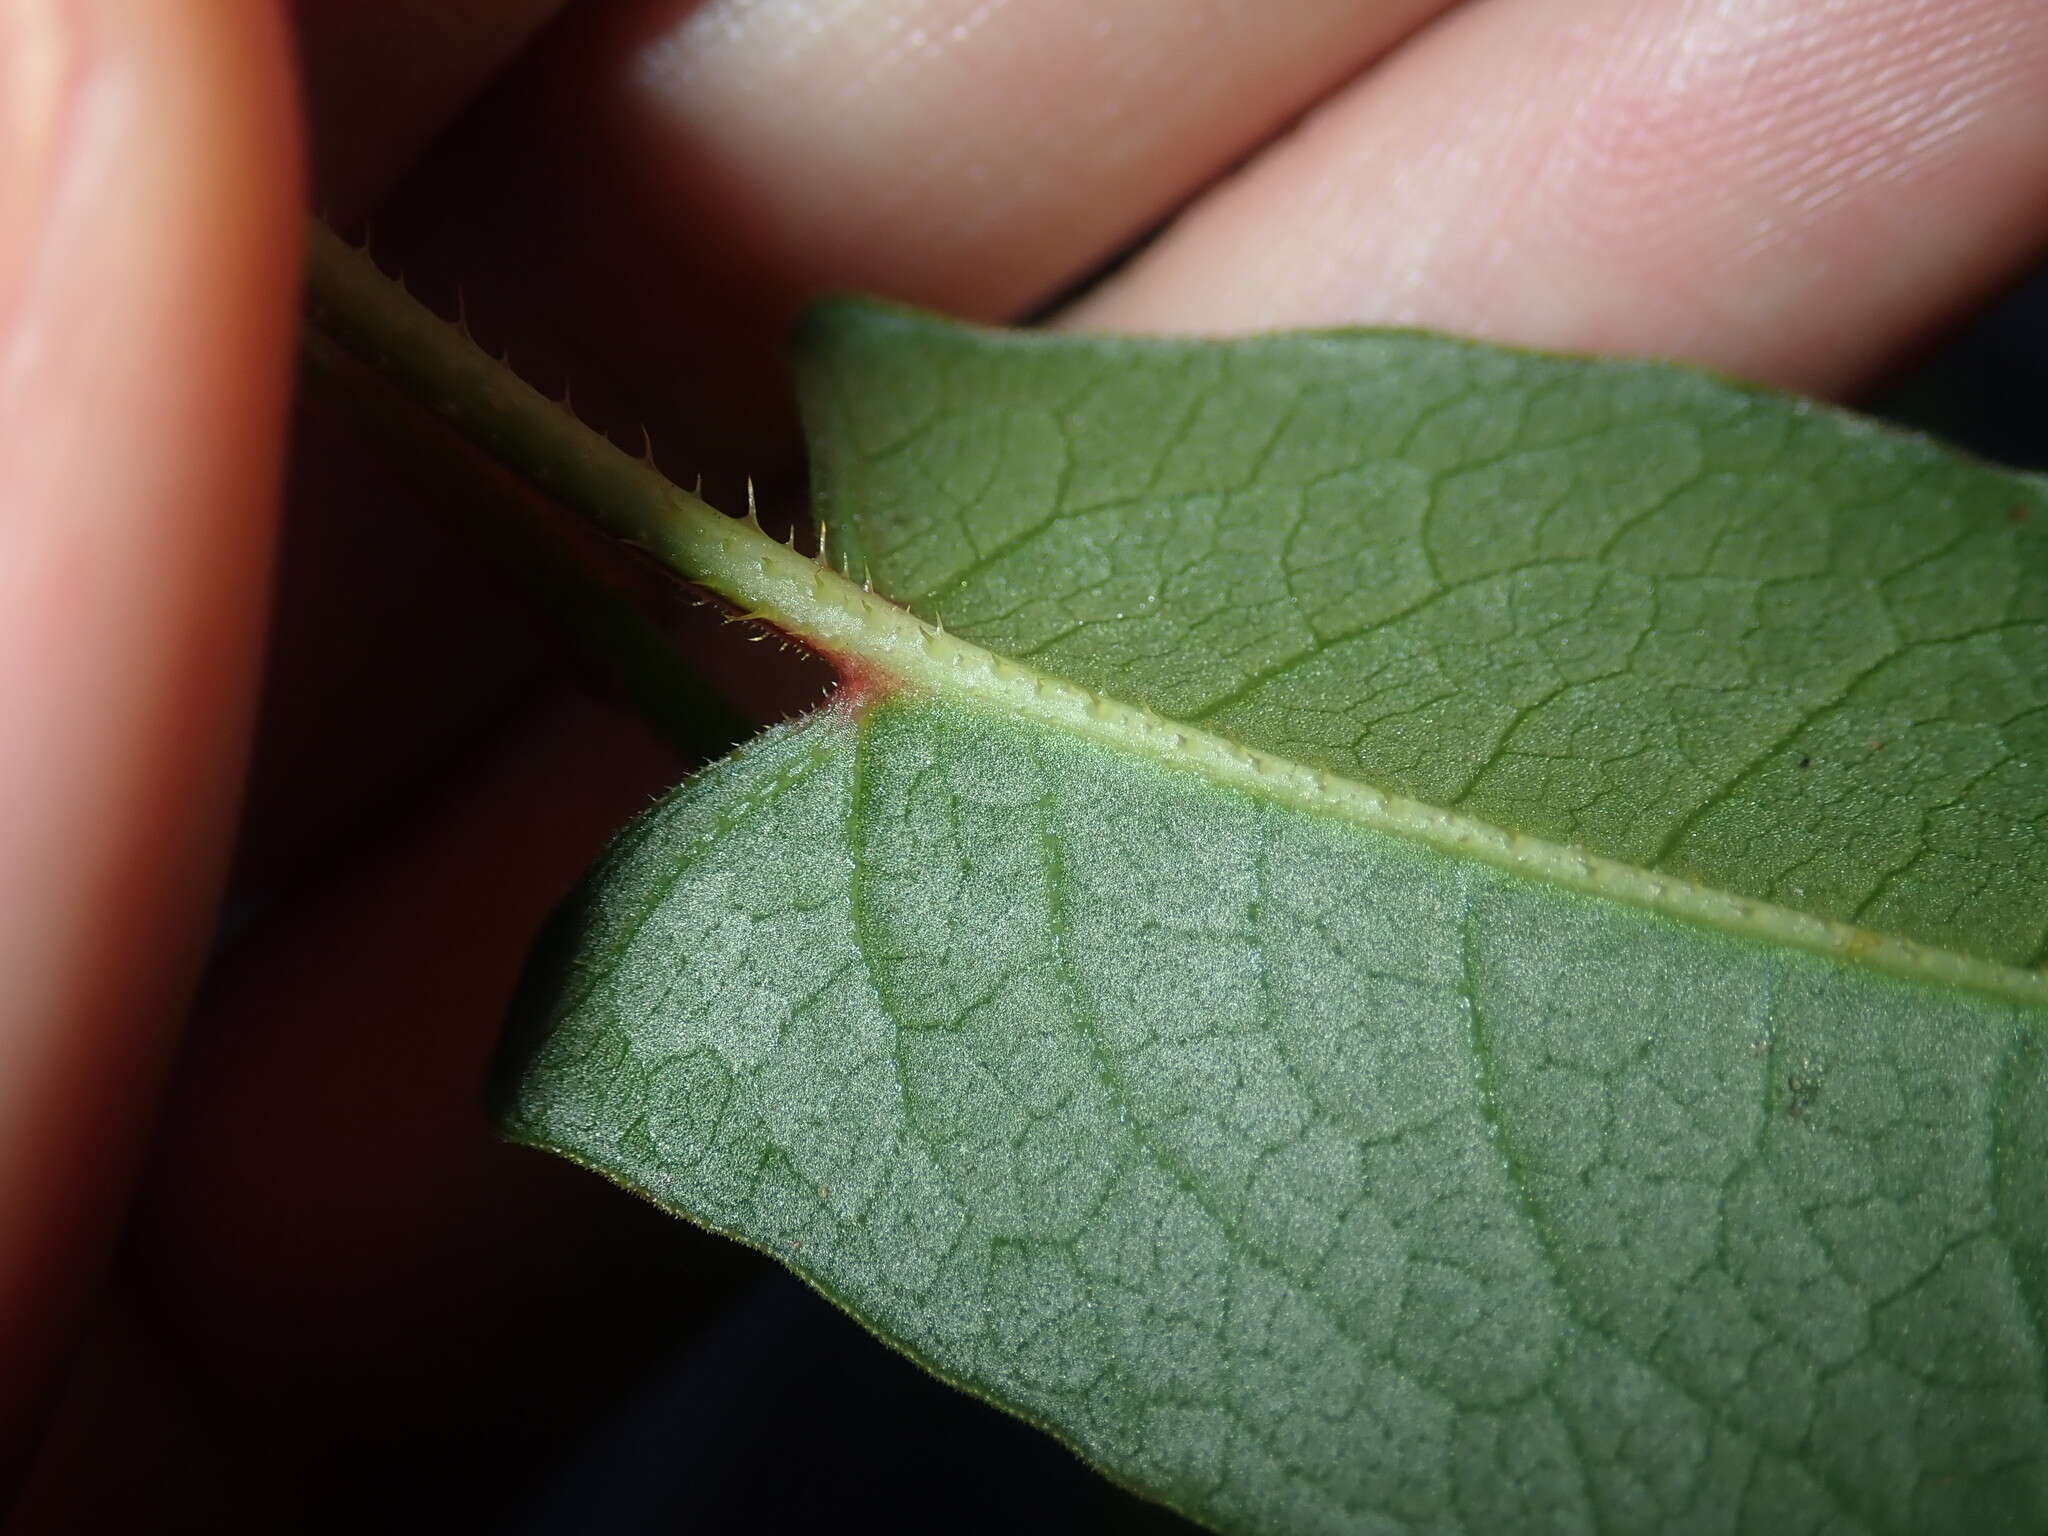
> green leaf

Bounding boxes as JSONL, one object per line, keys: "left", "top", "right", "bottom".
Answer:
{"left": 503, "top": 695, "right": 2048, "bottom": 1534}
{"left": 799, "top": 304, "right": 2048, "bottom": 968}
{"left": 306, "top": 235, "right": 2048, "bottom": 1533}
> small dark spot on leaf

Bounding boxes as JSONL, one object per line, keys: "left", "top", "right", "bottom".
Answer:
{"left": 1785, "top": 1070, "right": 1822, "bottom": 1118}
{"left": 2012, "top": 503, "right": 2033, "bottom": 524}
{"left": 1798, "top": 755, "right": 1812, "bottom": 769}
{"left": 1870, "top": 741, "right": 1885, "bottom": 751}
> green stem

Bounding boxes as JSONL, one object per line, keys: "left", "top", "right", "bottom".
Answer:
{"left": 306, "top": 227, "right": 817, "bottom": 614}
{"left": 302, "top": 225, "right": 2048, "bottom": 1010}
{"left": 301, "top": 234, "right": 756, "bottom": 757}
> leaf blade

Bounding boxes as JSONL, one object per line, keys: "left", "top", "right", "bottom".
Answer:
{"left": 302, "top": 237, "right": 2048, "bottom": 1531}
{"left": 799, "top": 304, "right": 2048, "bottom": 966}
{"left": 501, "top": 694, "right": 2048, "bottom": 1534}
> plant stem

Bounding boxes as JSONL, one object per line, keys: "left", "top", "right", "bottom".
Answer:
{"left": 301, "top": 226, "right": 2048, "bottom": 1010}
{"left": 301, "top": 233, "right": 757, "bottom": 757}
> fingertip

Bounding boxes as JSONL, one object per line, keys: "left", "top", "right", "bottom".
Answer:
{"left": 0, "top": 0, "right": 302, "bottom": 1456}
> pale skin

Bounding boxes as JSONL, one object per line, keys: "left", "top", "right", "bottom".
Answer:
{"left": 4, "top": 0, "right": 2046, "bottom": 1521}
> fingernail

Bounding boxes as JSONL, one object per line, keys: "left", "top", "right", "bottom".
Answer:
{"left": 0, "top": 0, "right": 76, "bottom": 344}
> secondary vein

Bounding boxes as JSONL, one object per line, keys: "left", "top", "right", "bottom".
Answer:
{"left": 305, "top": 226, "right": 2048, "bottom": 1012}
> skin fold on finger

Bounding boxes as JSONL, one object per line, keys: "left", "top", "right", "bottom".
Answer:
{"left": 0, "top": 0, "right": 300, "bottom": 1463}
{"left": 374, "top": 0, "right": 1464, "bottom": 467}
{"left": 1065, "top": 0, "right": 2048, "bottom": 397}
{"left": 291, "top": 0, "right": 573, "bottom": 219}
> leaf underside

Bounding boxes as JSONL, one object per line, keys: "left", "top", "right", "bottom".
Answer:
{"left": 803, "top": 307, "right": 2048, "bottom": 970}
{"left": 495, "top": 304, "right": 2048, "bottom": 1535}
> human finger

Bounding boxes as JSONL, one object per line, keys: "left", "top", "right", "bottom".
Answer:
{"left": 289, "top": 0, "right": 572, "bottom": 218}
{"left": 1064, "top": 0, "right": 2048, "bottom": 396}
{"left": 0, "top": 0, "right": 299, "bottom": 1459}
{"left": 373, "top": 0, "right": 1467, "bottom": 463}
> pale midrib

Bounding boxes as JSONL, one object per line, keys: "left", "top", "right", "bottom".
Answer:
{"left": 306, "top": 226, "right": 2048, "bottom": 1011}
